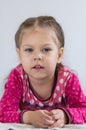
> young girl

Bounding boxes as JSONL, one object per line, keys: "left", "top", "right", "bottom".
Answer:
{"left": 0, "top": 16, "right": 86, "bottom": 128}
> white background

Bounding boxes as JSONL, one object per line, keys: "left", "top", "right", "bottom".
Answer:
{"left": 0, "top": 0, "right": 86, "bottom": 97}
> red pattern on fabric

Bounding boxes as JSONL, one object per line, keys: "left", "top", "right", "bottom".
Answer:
{"left": 0, "top": 64, "right": 86, "bottom": 124}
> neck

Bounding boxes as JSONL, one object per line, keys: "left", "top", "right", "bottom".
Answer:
{"left": 29, "top": 76, "right": 55, "bottom": 100}
{"left": 29, "top": 75, "right": 54, "bottom": 87}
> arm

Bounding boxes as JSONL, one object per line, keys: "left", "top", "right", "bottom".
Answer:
{"left": 22, "top": 110, "right": 55, "bottom": 128}
{"left": 0, "top": 69, "right": 23, "bottom": 123}
{"left": 0, "top": 69, "right": 54, "bottom": 128}
{"left": 65, "top": 72, "right": 86, "bottom": 124}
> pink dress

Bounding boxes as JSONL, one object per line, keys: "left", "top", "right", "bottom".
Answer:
{"left": 0, "top": 64, "right": 86, "bottom": 124}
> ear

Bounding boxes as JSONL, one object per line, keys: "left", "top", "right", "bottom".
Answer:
{"left": 57, "top": 47, "right": 64, "bottom": 63}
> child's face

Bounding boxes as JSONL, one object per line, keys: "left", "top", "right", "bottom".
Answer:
{"left": 17, "top": 27, "right": 64, "bottom": 80}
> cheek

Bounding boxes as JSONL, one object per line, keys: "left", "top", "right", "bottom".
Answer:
{"left": 46, "top": 58, "right": 57, "bottom": 74}
{"left": 49, "top": 54, "right": 58, "bottom": 63}
{"left": 19, "top": 56, "right": 29, "bottom": 67}
{"left": 46, "top": 56, "right": 57, "bottom": 66}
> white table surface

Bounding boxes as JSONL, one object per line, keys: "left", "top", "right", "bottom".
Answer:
{"left": 0, "top": 123, "right": 86, "bottom": 130}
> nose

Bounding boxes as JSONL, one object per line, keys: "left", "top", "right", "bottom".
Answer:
{"left": 33, "top": 52, "right": 43, "bottom": 61}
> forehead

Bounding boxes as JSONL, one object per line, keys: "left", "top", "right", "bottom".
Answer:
{"left": 21, "top": 27, "right": 59, "bottom": 46}
{"left": 22, "top": 27, "right": 55, "bottom": 38}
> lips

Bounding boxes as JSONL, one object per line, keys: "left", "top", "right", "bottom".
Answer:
{"left": 32, "top": 65, "right": 44, "bottom": 69}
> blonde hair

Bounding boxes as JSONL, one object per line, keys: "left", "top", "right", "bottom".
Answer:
{"left": 15, "top": 16, "right": 65, "bottom": 49}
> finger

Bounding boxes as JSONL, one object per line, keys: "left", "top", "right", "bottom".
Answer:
{"left": 39, "top": 123, "right": 49, "bottom": 128}
{"left": 51, "top": 119, "right": 65, "bottom": 128}
{"left": 50, "top": 109, "right": 59, "bottom": 115}
{"left": 37, "top": 120, "right": 51, "bottom": 128}
{"left": 50, "top": 112, "right": 60, "bottom": 121}
{"left": 38, "top": 112, "right": 53, "bottom": 125}
{"left": 34, "top": 119, "right": 49, "bottom": 128}
{"left": 41, "top": 111, "right": 52, "bottom": 120}
{"left": 44, "top": 110, "right": 52, "bottom": 117}
{"left": 52, "top": 114, "right": 61, "bottom": 121}
{"left": 40, "top": 117, "right": 54, "bottom": 125}
{"left": 50, "top": 109, "right": 62, "bottom": 121}
{"left": 44, "top": 119, "right": 54, "bottom": 125}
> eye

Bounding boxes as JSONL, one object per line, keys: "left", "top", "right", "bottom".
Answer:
{"left": 42, "top": 48, "right": 51, "bottom": 52}
{"left": 25, "top": 48, "right": 33, "bottom": 52}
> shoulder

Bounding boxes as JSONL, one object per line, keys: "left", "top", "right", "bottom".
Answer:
{"left": 4, "top": 64, "right": 26, "bottom": 91}
{"left": 57, "top": 64, "right": 79, "bottom": 84}
{"left": 58, "top": 64, "right": 77, "bottom": 76}
{"left": 9, "top": 64, "right": 24, "bottom": 75}
{"left": 7, "top": 64, "right": 25, "bottom": 81}
{"left": 3, "top": 65, "right": 24, "bottom": 99}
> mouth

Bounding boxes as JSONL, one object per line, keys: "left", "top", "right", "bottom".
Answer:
{"left": 32, "top": 65, "right": 44, "bottom": 70}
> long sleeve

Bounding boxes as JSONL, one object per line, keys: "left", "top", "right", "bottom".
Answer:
{"left": 65, "top": 72, "right": 86, "bottom": 124}
{"left": 0, "top": 69, "right": 23, "bottom": 123}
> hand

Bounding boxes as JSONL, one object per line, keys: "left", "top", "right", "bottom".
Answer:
{"left": 23, "top": 110, "right": 54, "bottom": 128}
{"left": 31, "top": 110, "right": 55, "bottom": 128}
{"left": 49, "top": 109, "right": 68, "bottom": 128}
